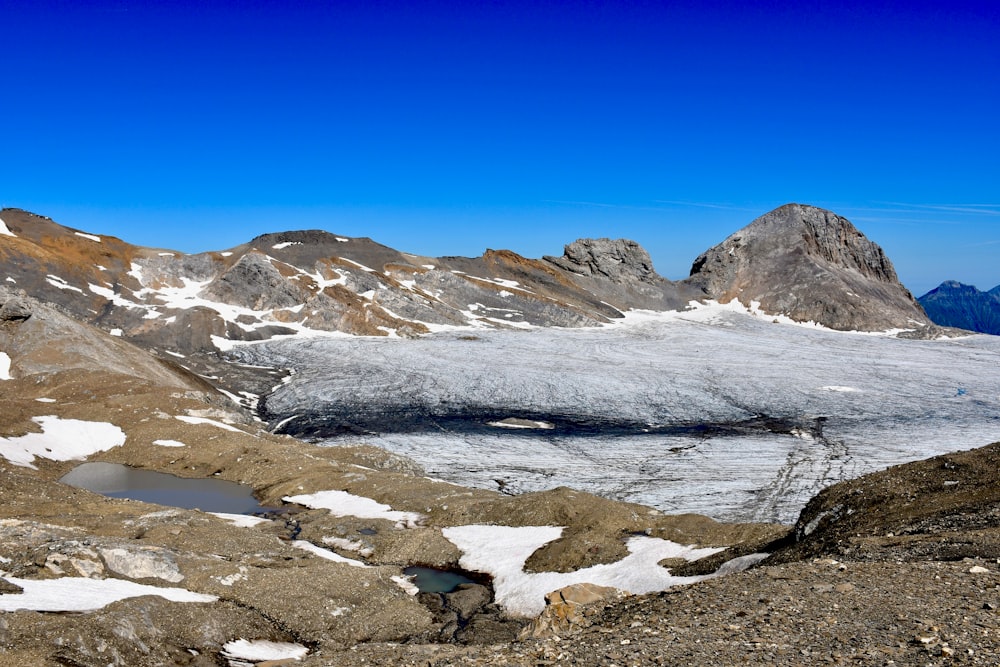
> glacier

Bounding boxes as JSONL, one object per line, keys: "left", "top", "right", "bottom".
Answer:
{"left": 233, "top": 305, "right": 1000, "bottom": 524}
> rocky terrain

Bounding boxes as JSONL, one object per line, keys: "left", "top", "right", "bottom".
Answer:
{"left": 2, "top": 204, "right": 999, "bottom": 665}
{"left": 0, "top": 203, "right": 938, "bottom": 363}
{"left": 919, "top": 280, "right": 1000, "bottom": 335}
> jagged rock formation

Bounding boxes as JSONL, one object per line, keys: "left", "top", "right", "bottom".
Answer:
{"left": 685, "top": 203, "right": 930, "bottom": 331}
{"left": 918, "top": 280, "right": 1000, "bottom": 335}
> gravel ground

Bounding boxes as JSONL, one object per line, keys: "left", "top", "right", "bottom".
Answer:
{"left": 314, "top": 558, "right": 1000, "bottom": 666}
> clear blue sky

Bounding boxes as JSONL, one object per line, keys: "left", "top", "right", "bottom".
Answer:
{"left": 2, "top": 0, "right": 997, "bottom": 296}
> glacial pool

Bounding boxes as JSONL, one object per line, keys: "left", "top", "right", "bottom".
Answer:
{"left": 60, "top": 462, "right": 271, "bottom": 515}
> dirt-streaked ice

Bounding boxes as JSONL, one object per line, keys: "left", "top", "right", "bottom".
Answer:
{"left": 241, "top": 306, "right": 1000, "bottom": 523}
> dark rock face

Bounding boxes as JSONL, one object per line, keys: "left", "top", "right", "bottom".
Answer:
{"left": 918, "top": 280, "right": 1000, "bottom": 335}
{"left": 685, "top": 203, "right": 929, "bottom": 331}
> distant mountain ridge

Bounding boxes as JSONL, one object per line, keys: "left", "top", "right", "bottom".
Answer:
{"left": 0, "top": 203, "right": 936, "bottom": 359}
{"left": 918, "top": 280, "right": 1000, "bottom": 335}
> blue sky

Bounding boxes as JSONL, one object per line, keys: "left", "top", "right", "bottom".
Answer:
{"left": 2, "top": 0, "right": 997, "bottom": 296}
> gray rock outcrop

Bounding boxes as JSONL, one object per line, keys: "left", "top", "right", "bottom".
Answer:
{"left": 685, "top": 203, "right": 930, "bottom": 331}
{"left": 545, "top": 238, "right": 659, "bottom": 286}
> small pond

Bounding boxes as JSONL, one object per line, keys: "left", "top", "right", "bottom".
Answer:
{"left": 60, "top": 462, "right": 271, "bottom": 515}
{"left": 403, "top": 566, "right": 477, "bottom": 594}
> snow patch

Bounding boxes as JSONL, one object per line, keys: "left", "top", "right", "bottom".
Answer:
{"left": 392, "top": 574, "right": 420, "bottom": 595}
{"left": 74, "top": 231, "right": 101, "bottom": 242}
{"left": 0, "top": 217, "right": 14, "bottom": 237}
{"left": 0, "top": 416, "right": 127, "bottom": 469}
{"left": 284, "top": 490, "right": 424, "bottom": 527}
{"left": 442, "top": 525, "right": 724, "bottom": 617}
{"left": 336, "top": 237, "right": 349, "bottom": 242}
{"left": 0, "top": 575, "right": 216, "bottom": 612}
{"left": 322, "top": 536, "right": 374, "bottom": 557}
{"left": 153, "top": 439, "right": 187, "bottom": 448}
{"left": 46, "top": 275, "right": 84, "bottom": 293}
{"left": 272, "top": 241, "right": 302, "bottom": 250}
{"left": 35, "top": 397, "right": 57, "bottom": 403}
{"left": 488, "top": 418, "right": 555, "bottom": 430}
{"left": 222, "top": 639, "right": 308, "bottom": 664}
{"left": 175, "top": 415, "right": 244, "bottom": 433}
{"left": 0, "top": 352, "right": 11, "bottom": 380}
{"left": 110, "top": 327, "right": 123, "bottom": 337}
{"left": 291, "top": 540, "right": 369, "bottom": 567}
{"left": 210, "top": 513, "right": 270, "bottom": 528}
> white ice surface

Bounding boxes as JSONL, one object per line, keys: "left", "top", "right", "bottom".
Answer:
{"left": 443, "top": 525, "right": 724, "bottom": 617}
{"left": 0, "top": 576, "right": 217, "bottom": 612}
{"left": 0, "top": 416, "right": 126, "bottom": 469}
{"left": 222, "top": 639, "right": 308, "bottom": 662}
{"left": 284, "top": 489, "right": 423, "bottom": 527}
{"left": 245, "top": 305, "right": 1000, "bottom": 523}
{"left": 0, "top": 352, "right": 11, "bottom": 380}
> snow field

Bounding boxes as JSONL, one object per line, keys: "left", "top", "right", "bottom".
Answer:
{"left": 0, "top": 576, "right": 216, "bottom": 612}
{"left": 0, "top": 416, "right": 126, "bottom": 469}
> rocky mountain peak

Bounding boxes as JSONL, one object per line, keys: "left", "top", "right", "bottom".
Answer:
{"left": 685, "top": 203, "right": 928, "bottom": 331}
{"left": 544, "top": 238, "right": 660, "bottom": 286}
{"left": 248, "top": 229, "right": 352, "bottom": 249}
{"left": 918, "top": 280, "right": 1000, "bottom": 335}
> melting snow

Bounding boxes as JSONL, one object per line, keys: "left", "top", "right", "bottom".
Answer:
{"left": 338, "top": 257, "right": 376, "bottom": 272}
{"left": 35, "top": 397, "right": 57, "bottom": 403}
{"left": 442, "top": 525, "right": 725, "bottom": 617}
{"left": 335, "top": 237, "right": 349, "bottom": 242}
{"left": 291, "top": 540, "right": 369, "bottom": 567}
{"left": 45, "top": 275, "right": 83, "bottom": 293}
{"left": 109, "top": 328, "right": 123, "bottom": 336}
{"left": 272, "top": 241, "right": 302, "bottom": 250}
{"left": 88, "top": 283, "right": 145, "bottom": 309}
{"left": 0, "top": 575, "right": 216, "bottom": 612}
{"left": 0, "top": 416, "right": 126, "bottom": 469}
{"left": 284, "top": 489, "right": 424, "bottom": 527}
{"left": 74, "top": 232, "right": 101, "bottom": 243}
{"left": 174, "top": 415, "right": 244, "bottom": 433}
{"left": 153, "top": 439, "right": 187, "bottom": 448}
{"left": 210, "top": 513, "right": 270, "bottom": 528}
{"left": 392, "top": 574, "right": 420, "bottom": 595}
{"left": 0, "top": 352, "right": 11, "bottom": 380}
{"left": 222, "top": 639, "right": 308, "bottom": 664}
{"left": 0, "top": 217, "right": 14, "bottom": 237}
